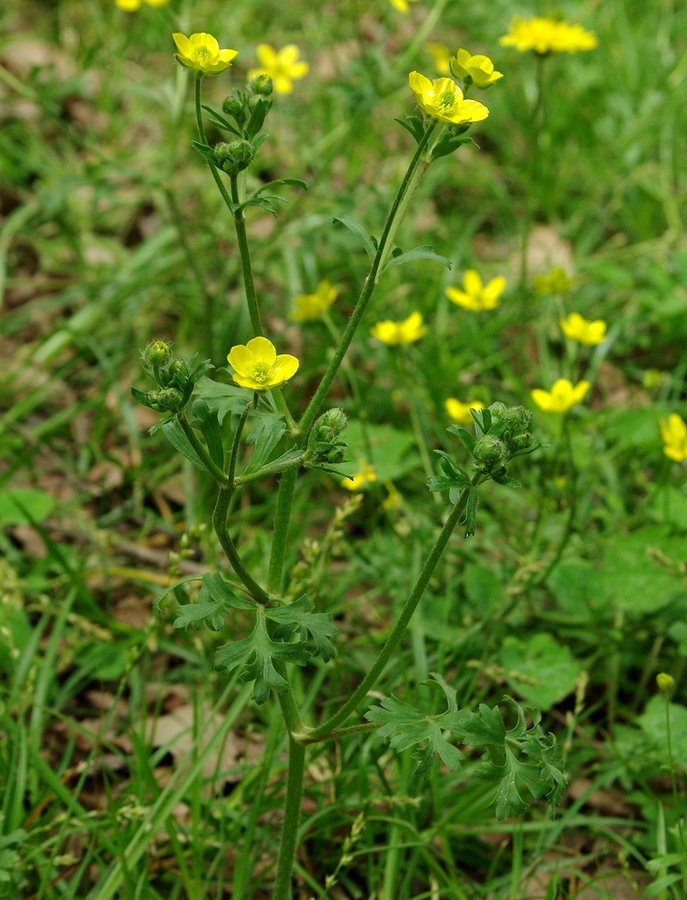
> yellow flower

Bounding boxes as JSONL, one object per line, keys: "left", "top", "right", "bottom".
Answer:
{"left": 499, "top": 17, "right": 597, "bottom": 55}
{"left": 660, "top": 414, "right": 687, "bottom": 462}
{"left": 408, "top": 72, "right": 489, "bottom": 125}
{"left": 446, "top": 270, "right": 506, "bottom": 311}
{"left": 248, "top": 44, "right": 309, "bottom": 95}
{"left": 342, "top": 462, "right": 377, "bottom": 491}
{"left": 290, "top": 281, "right": 337, "bottom": 322}
{"left": 531, "top": 378, "right": 590, "bottom": 413}
{"left": 450, "top": 49, "right": 503, "bottom": 88}
{"left": 370, "top": 311, "right": 427, "bottom": 346}
{"left": 533, "top": 267, "right": 574, "bottom": 296}
{"left": 425, "top": 43, "right": 451, "bottom": 75}
{"left": 445, "top": 398, "right": 485, "bottom": 424}
{"left": 116, "top": 0, "right": 169, "bottom": 8}
{"left": 172, "top": 33, "right": 238, "bottom": 75}
{"left": 388, "top": 0, "right": 418, "bottom": 12}
{"left": 560, "top": 312, "right": 607, "bottom": 346}
{"left": 227, "top": 336, "right": 299, "bottom": 391}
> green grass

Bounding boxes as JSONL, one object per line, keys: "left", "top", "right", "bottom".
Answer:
{"left": 2, "top": 0, "right": 687, "bottom": 896}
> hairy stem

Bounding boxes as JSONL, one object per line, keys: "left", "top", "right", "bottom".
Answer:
{"left": 212, "top": 487, "right": 271, "bottom": 604}
{"left": 177, "top": 414, "right": 228, "bottom": 485}
{"left": 230, "top": 175, "right": 264, "bottom": 337}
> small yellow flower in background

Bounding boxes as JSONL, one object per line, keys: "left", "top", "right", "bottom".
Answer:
{"left": 560, "top": 312, "right": 607, "bottom": 346}
{"left": 531, "top": 378, "right": 590, "bottom": 413}
{"left": 371, "top": 311, "right": 427, "bottom": 346}
{"left": 656, "top": 672, "right": 675, "bottom": 692}
{"left": 382, "top": 482, "right": 402, "bottom": 510}
{"left": 173, "top": 33, "right": 238, "bottom": 76}
{"left": 342, "top": 462, "right": 377, "bottom": 491}
{"left": 660, "top": 414, "right": 687, "bottom": 462}
{"left": 534, "top": 267, "right": 574, "bottom": 296}
{"left": 446, "top": 270, "right": 506, "bottom": 311}
{"left": 499, "top": 17, "right": 597, "bottom": 55}
{"left": 248, "top": 44, "right": 309, "bottom": 95}
{"left": 388, "top": 0, "right": 418, "bottom": 12}
{"left": 425, "top": 43, "right": 451, "bottom": 75}
{"left": 408, "top": 72, "right": 489, "bottom": 125}
{"left": 290, "top": 281, "right": 337, "bottom": 322}
{"left": 115, "top": 0, "right": 168, "bottom": 9}
{"left": 445, "top": 398, "right": 485, "bottom": 424}
{"left": 450, "top": 49, "right": 503, "bottom": 88}
{"left": 227, "top": 336, "right": 299, "bottom": 391}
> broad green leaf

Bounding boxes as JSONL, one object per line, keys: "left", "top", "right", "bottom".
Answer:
{"left": 500, "top": 633, "right": 580, "bottom": 710}
{"left": 215, "top": 608, "right": 309, "bottom": 704}
{"left": 0, "top": 488, "right": 55, "bottom": 526}
{"left": 547, "top": 558, "right": 595, "bottom": 615}
{"left": 158, "top": 419, "right": 207, "bottom": 472}
{"left": 266, "top": 594, "right": 337, "bottom": 662}
{"left": 193, "top": 377, "right": 250, "bottom": 424}
{"left": 173, "top": 573, "right": 254, "bottom": 631}
{"left": 638, "top": 696, "right": 687, "bottom": 770}
{"left": 243, "top": 410, "right": 286, "bottom": 474}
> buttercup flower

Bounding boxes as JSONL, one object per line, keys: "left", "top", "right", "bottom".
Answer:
{"left": 499, "top": 17, "right": 597, "bottom": 55}
{"left": 450, "top": 49, "right": 503, "bottom": 88}
{"left": 408, "top": 72, "right": 488, "bottom": 125}
{"left": 425, "top": 43, "right": 451, "bottom": 75}
{"left": 291, "top": 281, "right": 337, "bottom": 322}
{"left": 342, "top": 462, "right": 377, "bottom": 491}
{"left": 531, "top": 378, "right": 590, "bottom": 413}
{"left": 446, "top": 270, "right": 506, "bottom": 311}
{"left": 173, "top": 33, "right": 238, "bottom": 75}
{"left": 560, "top": 312, "right": 607, "bottom": 346}
{"left": 227, "top": 336, "right": 299, "bottom": 391}
{"left": 534, "top": 267, "right": 574, "bottom": 296}
{"left": 445, "top": 398, "right": 485, "bottom": 424}
{"left": 388, "top": 0, "right": 418, "bottom": 12}
{"left": 660, "top": 414, "right": 687, "bottom": 462}
{"left": 116, "top": 0, "right": 168, "bottom": 8}
{"left": 656, "top": 672, "right": 675, "bottom": 692}
{"left": 248, "top": 44, "right": 308, "bottom": 95}
{"left": 371, "top": 311, "right": 427, "bottom": 346}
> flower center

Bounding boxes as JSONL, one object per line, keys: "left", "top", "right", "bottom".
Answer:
{"left": 196, "top": 47, "right": 211, "bottom": 62}
{"left": 437, "top": 89, "right": 456, "bottom": 111}
{"left": 250, "top": 362, "right": 272, "bottom": 383}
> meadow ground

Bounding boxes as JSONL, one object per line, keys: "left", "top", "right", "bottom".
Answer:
{"left": 1, "top": 0, "right": 687, "bottom": 897}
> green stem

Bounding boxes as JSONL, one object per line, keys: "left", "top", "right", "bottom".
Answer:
{"left": 298, "top": 123, "right": 437, "bottom": 436}
{"left": 305, "top": 484, "right": 475, "bottom": 742}
{"left": 212, "top": 487, "right": 271, "bottom": 604}
{"left": 267, "top": 468, "right": 299, "bottom": 595}
{"left": 234, "top": 454, "right": 305, "bottom": 487}
{"left": 177, "top": 414, "right": 228, "bottom": 484}
{"left": 272, "top": 737, "right": 306, "bottom": 900}
{"left": 193, "top": 73, "right": 235, "bottom": 216}
{"left": 230, "top": 175, "right": 264, "bottom": 337}
{"left": 228, "top": 395, "right": 256, "bottom": 484}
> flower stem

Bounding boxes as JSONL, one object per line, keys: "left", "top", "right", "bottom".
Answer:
{"left": 306, "top": 484, "right": 475, "bottom": 742}
{"left": 298, "top": 123, "right": 436, "bottom": 436}
{"left": 272, "top": 736, "right": 306, "bottom": 900}
{"left": 212, "top": 486, "right": 271, "bottom": 604}
{"left": 267, "top": 467, "right": 299, "bottom": 595}
{"left": 227, "top": 396, "right": 255, "bottom": 484}
{"left": 193, "top": 73, "right": 235, "bottom": 217}
{"left": 230, "top": 174, "right": 264, "bottom": 337}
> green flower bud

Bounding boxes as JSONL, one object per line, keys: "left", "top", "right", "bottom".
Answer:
{"left": 166, "top": 358, "right": 191, "bottom": 392}
{"left": 249, "top": 73, "right": 273, "bottom": 96}
{"left": 214, "top": 139, "right": 255, "bottom": 176}
{"left": 143, "top": 339, "right": 172, "bottom": 369}
{"left": 473, "top": 434, "right": 507, "bottom": 472}
{"left": 222, "top": 91, "right": 246, "bottom": 125}
{"left": 146, "top": 388, "right": 184, "bottom": 413}
{"left": 306, "top": 408, "right": 348, "bottom": 465}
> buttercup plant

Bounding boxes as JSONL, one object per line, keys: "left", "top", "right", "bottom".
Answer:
{"left": 131, "top": 31, "right": 564, "bottom": 897}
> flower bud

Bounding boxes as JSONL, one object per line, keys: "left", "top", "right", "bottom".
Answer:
{"left": 214, "top": 139, "right": 255, "bottom": 176}
{"left": 146, "top": 388, "right": 184, "bottom": 413}
{"left": 249, "top": 73, "right": 273, "bottom": 96}
{"left": 306, "top": 408, "right": 348, "bottom": 465}
{"left": 222, "top": 91, "right": 246, "bottom": 125}
{"left": 473, "top": 434, "right": 507, "bottom": 472}
{"left": 143, "top": 339, "right": 172, "bottom": 369}
{"left": 656, "top": 672, "right": 675, "bottom": 692}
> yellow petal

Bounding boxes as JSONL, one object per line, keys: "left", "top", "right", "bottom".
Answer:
{"left": 272, "top": 354, "right": 300, "bottom": 383}
{"left": 172, "top": 33, "right": 194, "bottom": 56}
{"left": 245, "top": 336, "right": 277, "bottom": 365}
{"left": 227, "top": 344, "right": 253, "bottom": 375}
{"left": 463, "top": 269, "right": 483, "bottom": 295}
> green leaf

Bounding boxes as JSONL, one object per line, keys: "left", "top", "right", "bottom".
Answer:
{"left": 173, "top": 573, "right": 254, "bottom": 632}
{"left": 191, "top": 400, "right": 224, "bottom": 469}
{"left": 638, "top": 696, "right": 687, "bottom": 770}
{"left": 193, "top": 377, "right": 249, "bottom": 425}
{"left": 447, "top": 424, "right": 477, "bottom": 454}
{"left": 365, "top": 675, "right": 465, "bottom": 776}
{"left": 394, "top": 114, "right": 425, "bottom": 144}
{"left": 430, "top": 129, "right": 474, "bottom": 161}
{"left": 332, "top": 215, "right": 377, "bottom": 262}
{"left": 500, "top": 633, "right": 580, "bottom": 710}
{"left": 245, "top": 97, "right": 271, "bottom": 139}
{"left": 462, "top": 487, "right": 479, "bottom": 538}
{"left": 215, "top": 608, "right": 309, "bottom": 704}
{"left": 191, "top": 140, "right": 218, "bottom": 164}
{"left": 381, "top": 245, "right": 451, "bottom": 273}
{"left": 201, "top": 105, "right": 241, "bottom": 136}
{"left": 0, "top": 489, "right": 55, "bottom": 526}
{"left": 266, "top": 594, "right": 338, "bottom": 662}
{"left": 254, "top": 177, "right": 307, "bottom": 197}
{"left": 158, "top": 419, "right": 208, "bottom": 472}
{"left": 243, "top": 410, "right": 286, "bottom": 474}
